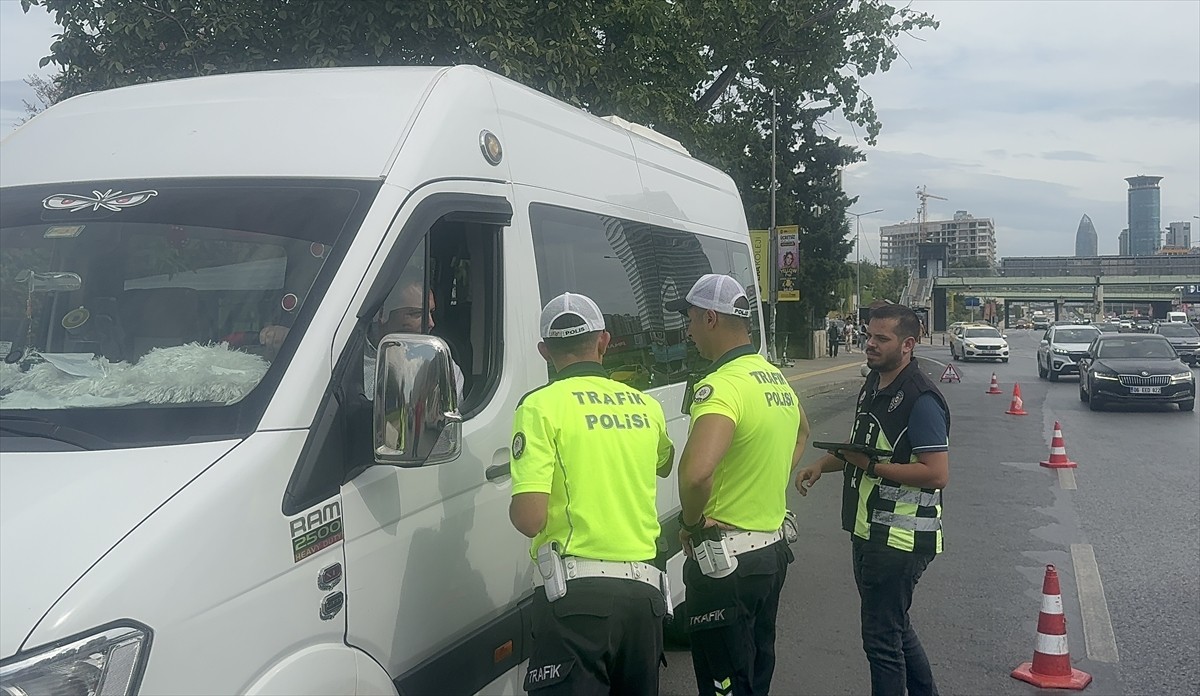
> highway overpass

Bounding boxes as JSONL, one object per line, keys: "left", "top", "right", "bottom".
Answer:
{"left": 927, "top": 275, "right": 1198, "bottom": 329}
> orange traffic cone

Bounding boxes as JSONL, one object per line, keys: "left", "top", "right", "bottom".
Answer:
{"left": 1005, "top": 383, "right": 1028, "bottom": 416}
{"left": 986, "top": 373, "right": 1003, "bottom": 394}
{"left": 1012, "top": 565, "right": 1092, "bottom": 690}
{"left": 1040, "top": 421, "right": 1078, "bottom": 469}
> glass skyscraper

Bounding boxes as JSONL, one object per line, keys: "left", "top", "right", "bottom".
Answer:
{"left": 1074, "top": 214, "right": 1098, "bottom": 257}
{"left": 1125, "top": 175, "right": 1162, "bottom": 256}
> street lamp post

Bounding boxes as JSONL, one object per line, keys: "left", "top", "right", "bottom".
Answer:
{"left": 847, "top": 208, "right": 883, "bottom": 321}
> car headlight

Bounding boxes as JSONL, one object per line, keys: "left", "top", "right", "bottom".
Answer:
{"left": 1052, "top": 347, "right": 1069, "bottom": 355}
{"left": 1093, "top": 372, "right": 1119, "bottom": 381}
{"left": 1171, "top": 372, "right": 1194, "bottom": 383}
{"left": 965, "top": 342, "right": 976, "bottom": 349}
{"left": 0, "top": 624, "right": 149, "bottom": 696}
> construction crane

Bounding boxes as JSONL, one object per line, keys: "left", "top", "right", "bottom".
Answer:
{"left": 916, "top": 185, "right": 948, "bottom": 242}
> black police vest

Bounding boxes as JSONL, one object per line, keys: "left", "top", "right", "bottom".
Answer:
{"left": 840, "top": 358, "right": 951, "bottom": 554}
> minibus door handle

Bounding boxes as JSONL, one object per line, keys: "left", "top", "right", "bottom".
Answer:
{"left": 486, "top": 462, "right": 511, "bottom": 482}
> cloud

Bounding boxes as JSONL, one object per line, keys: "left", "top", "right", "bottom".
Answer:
{"left": 831, "top": 2, "right": 1200, "bottom": 260}
{"left": 1042, "top": 151, "right": 1099, "bottom": 162}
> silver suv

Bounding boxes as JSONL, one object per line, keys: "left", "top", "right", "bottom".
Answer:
{"left": 1037, "top": 324, "right": 1101, "bottom": 381}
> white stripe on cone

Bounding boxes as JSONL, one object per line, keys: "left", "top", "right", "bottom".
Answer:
{"left": 1036, "top": 632, "right": 1071, "bottom": 655}
{"left": 1041, "top": 593, "right": 1064, "bottom": 615}
{"left": 1051, "top": 446, "right": 1067, "bottom": 455}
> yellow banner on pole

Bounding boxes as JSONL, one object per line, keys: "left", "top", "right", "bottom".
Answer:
{"left": 776, "top": 225, "right": 801, "bottom": 302}
{"left": 750, "top": 230, "right": 769, "bottom": 296}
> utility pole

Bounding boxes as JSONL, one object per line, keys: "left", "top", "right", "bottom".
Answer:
{"left": 768, "top": 87, "right": 779, "bottom": 365}
{"left": 847, "top": 208, "right": 883, "bottom": 322}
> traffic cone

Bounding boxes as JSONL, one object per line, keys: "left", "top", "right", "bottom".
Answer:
{"left": 1011, "top": 565, "right": 1092, "bottom": 690}
{"left": 1040, "top": 421, "right": 1078, "bottom": 469}
{"left": 1005, "top": 383, "right": 1028, "bottom": 415}
{"left": 986, "top": 373, "right": 1003, "bottom": 394}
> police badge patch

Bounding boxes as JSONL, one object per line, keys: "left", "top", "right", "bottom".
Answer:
{"left": 887, "top": 391, "right": 904, "bottom": 412}
{"left": 512, "top": 432, "right": 526, "bottom": 459}
{"left": 693, "top": 385, "right": 714, "bottom": 403}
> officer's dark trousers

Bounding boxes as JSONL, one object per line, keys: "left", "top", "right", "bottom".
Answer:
{"left": 524, "top": 577, "right": 665, "bottom": 695}
{"left": 852, "top": 537, "right": 939, "bottom": 696}
{"left": 684, "top": 542, "right": 791, "bottom": 696}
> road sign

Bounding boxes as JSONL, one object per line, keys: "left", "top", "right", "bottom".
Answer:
{"left": 940, "top": 364, "right": 962, "bottom": 383}
{"left": 964, "top": 297, "right": 981, "bottom": 307}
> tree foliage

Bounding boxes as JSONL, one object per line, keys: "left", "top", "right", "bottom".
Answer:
{"left": 22, "top": 0, "right": 937, "bottom": 333}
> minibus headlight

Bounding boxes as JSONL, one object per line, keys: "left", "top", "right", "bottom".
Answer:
{"left": 0, "top": 624, "right": 149, "bottom": 696}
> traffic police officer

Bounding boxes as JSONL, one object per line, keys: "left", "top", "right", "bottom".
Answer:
{"left": 667, "top": 274, "right": 810, "bottom": 696}
{"left": 510, "top": 292, "right": 675, "bottom": 695}
{"left": 795, "top": 303, "right": 950, "bottom": 696}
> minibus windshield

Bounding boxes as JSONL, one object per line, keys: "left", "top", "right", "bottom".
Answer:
{"left": 0, "top": 179, "right": 378, "bottom": 447}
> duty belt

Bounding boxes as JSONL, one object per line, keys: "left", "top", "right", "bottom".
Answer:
{"left": 532, "top": 557, "right": 663, "bottom": 592}
{"left": 721, "top": 528, "right": 784, "bottom": 557}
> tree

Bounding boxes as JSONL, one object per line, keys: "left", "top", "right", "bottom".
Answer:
{"left": 16, "top": 73, "right": 65, "bottom": 124}
{"left": 22, "top": 0, "right": 937, "bottom": 351}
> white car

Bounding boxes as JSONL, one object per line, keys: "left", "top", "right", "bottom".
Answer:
{"left": 1037, "top": 324, "right": 1102, "bottom": 381}
{"left": 950, "top": 325, "right": 1010, "bottom": 362}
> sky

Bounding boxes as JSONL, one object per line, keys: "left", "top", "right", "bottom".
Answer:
{"left": 1, "top": 0, "right": 1198, "bottom": 262}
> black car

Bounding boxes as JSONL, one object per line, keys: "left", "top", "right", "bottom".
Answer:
{"left": 1152, "top": 323, "right": 1200, "bottom": 366}
{"left": 1078, "top": 334, "right": 1195, "bottom": 411}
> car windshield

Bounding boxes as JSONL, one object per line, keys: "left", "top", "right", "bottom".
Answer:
{"left": 965, "top": 328, "right": 1000, "bottom": 338}
{"left": 1, "top": 179, "right": 374, "bottom": 420}
{"left": 1157, "top": 324, "right": 1199, "bottom": 337}
{"left": 1055, "top": 329, "right": 1100, "bottom": 343}
{"left": 1097, "top": 338, "right": 1177, "bottom": 359}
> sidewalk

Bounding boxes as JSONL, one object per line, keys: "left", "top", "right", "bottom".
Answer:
{"left": 777, "top": 351, "right": 866, "bottom": 399}
{"left": 777, "top": 333, "right": 952, "bottom": 400}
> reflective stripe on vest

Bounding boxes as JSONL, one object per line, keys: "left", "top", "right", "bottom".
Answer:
{"left": 871, "top": 509, "right": 943, "bottom": 532}
{"left": 877, "top": 485, "right": 942, "bottom": 508}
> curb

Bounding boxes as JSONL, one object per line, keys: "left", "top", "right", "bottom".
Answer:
{"left": 795, "top": 376, "right": 865, "bottom": 400}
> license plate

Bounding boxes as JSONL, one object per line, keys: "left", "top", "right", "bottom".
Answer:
{"left": 1130, "top": 386, "right": 1161, "bottom": 394}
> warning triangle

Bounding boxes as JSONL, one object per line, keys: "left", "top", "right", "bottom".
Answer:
{"left": 940, "top": 364, "right": 962, "bottom": 383}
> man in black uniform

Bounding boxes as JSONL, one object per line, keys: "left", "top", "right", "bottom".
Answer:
{"left": 509, "top": 292, "right": 675, "bottom": 695}
{"left": 795, "top": 304, "right": 950, "bottom": 696}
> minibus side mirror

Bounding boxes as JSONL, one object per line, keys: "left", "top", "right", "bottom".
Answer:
{"left": 373, "top": 334, "right": 462, "bottom": 467}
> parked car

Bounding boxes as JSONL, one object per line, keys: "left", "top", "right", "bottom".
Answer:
{"left": 1037, "top": 324, "right": 1102, "bottom": 381}
{"left": 950, "top": 325, "right": 1010, "bottom": 362}
{"left": 1078, "top": 334, "right": 1195, "bottom": 411}
{"left": 1152, "top": 322, "right": 1200, "bottom": 366}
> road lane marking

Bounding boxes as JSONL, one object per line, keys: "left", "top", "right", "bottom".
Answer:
{"left": 1058, "top": 469, "right": 1077, "bottom": 490}
{"left": 786, "top": 361, "right": 863, "bottom": 383}
{"left": 1070, "top": 543, "right": 1120, "bottom": 663}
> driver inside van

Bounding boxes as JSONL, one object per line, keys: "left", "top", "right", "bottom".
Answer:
{"left": 257, "top": 281, "right": 464, "bottom": 400}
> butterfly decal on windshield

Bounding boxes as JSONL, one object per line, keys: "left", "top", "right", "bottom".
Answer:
{"left": 43, "top": 189, "right": 158, "bottom": 213}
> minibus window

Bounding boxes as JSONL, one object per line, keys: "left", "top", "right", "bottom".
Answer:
{"left": 530, "top": 203, "right": 760, "bottom": 390}
{"left": 0, "top": 178, "right": 378, "bottom": 446}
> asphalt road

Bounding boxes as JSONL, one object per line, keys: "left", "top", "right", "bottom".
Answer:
{"left": 660, "top": 330, "right": 1199, "bottom": 696}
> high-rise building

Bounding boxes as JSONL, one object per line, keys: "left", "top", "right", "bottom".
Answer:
{"left": 879, "top": 210, "right": 996, "bottom": 269}
{"left": 1165, "top": 221, "right": 1192, "bottom": 249}
{"left": 1118, "top": 228, "right": 1129, "bottom": 256}
{"left": 1074, "top": 214, "right": 1098, "bottom": 257}
{"left": 1125, "top": 175, "right": 1163, "bottom": 256}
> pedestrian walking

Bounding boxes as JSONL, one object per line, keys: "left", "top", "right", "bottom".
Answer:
{"left": 667, "top": 274, "right": 810, "bottom": 696}
{"left": 794, "top": 303, "right": 950, "bottom": 696}
{"left": 510, "top": 292, "right": 675, "bottom": 694}
{"left": 859, "top": 321, "right": 869, "bottom": 352}
{"left": 828, "top": 320, "right": 841, "bottom": 357}
{"left": 843, "top": 323, "right": 855, "bottom": 353}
